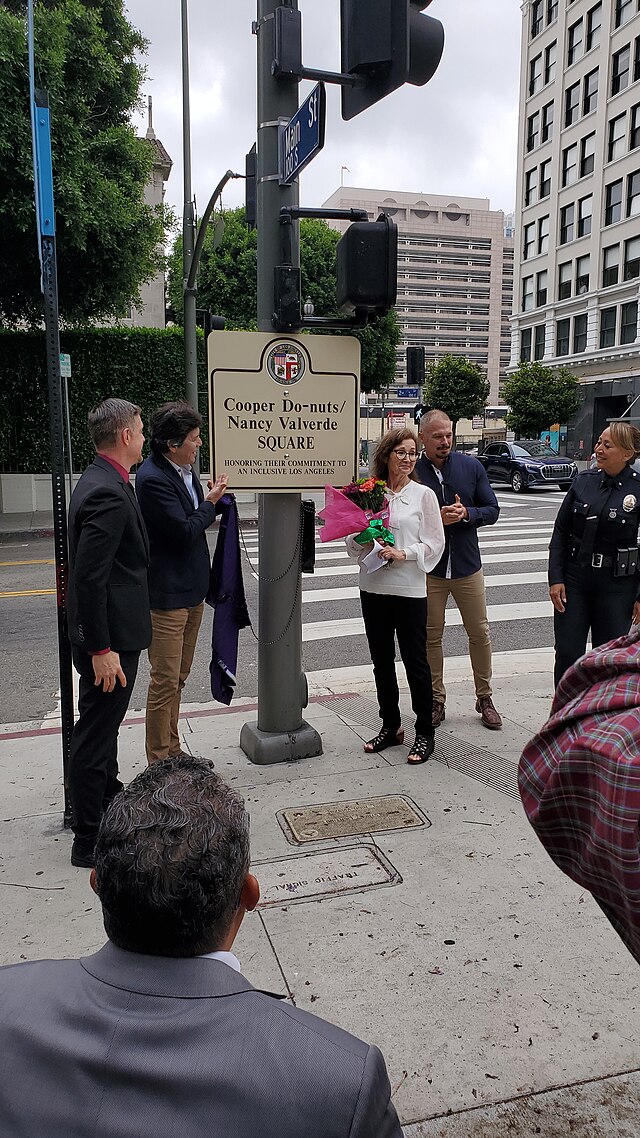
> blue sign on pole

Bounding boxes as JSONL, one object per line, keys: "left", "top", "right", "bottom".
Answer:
{"left": 396, "top": 387, "right": 420, "bottom": 399}
{"left": 279, "top": 83, "right": 326, "bottom": 185}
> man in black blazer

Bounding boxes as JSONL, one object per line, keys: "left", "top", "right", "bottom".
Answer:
{"left": 135, "top": 402, "right": 227, "bottom": 764}
{"left": 0, "top": 757, "right": 403, "bottom": 1138}
{"left": 67, "top": 398, "right": 151, "bottom": 868}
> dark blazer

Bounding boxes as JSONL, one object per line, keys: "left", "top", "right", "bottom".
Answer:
{"left": 67, "top": 456, "right": 151, "bottom": 654}
{"left": 0, "top": 942, "right": 403, "bottom": 1138}
{"left": 135, "top": 453, "right": 218, "bottom": 610}
{"left": 415, "top": 451, "right": 500, "bottom": 579}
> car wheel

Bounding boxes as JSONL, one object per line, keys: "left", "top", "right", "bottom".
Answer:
{"left": 511, "top": 470, "right": 524, "bottom": 493}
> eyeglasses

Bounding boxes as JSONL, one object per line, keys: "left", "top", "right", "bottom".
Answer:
{"left": 393, "top": 449, "right": 417, "bottom": 460}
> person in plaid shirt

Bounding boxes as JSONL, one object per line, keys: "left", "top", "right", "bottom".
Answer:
{"left": 518, "top": 626, "right": 640, "bottom": 966}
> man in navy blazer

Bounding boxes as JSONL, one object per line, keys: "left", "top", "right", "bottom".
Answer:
{"left": 416, "top": 410, "right": 502, "bottom": 730}
{"left": 67, "top": 398, "right": 151, "bottom": 868}
{"left": 0, "top": 757, "right": 403, "bottom": 1138}
{"left": 135, "top": 402, "right": 227, "bottom": 763}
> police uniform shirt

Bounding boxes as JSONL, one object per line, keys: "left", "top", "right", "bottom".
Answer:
{"left": 549, "top": 465, "right": 640, "bottom": 586}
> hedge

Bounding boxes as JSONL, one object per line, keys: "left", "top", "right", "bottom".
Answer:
{"left": 0, "top": 327, "right": 209, "bottom": 473}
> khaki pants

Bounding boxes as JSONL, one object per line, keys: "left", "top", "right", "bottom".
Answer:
{"left": 146, "top": 603, "right": 204, "bottom": 763}
{"left": 426, "top": 570, "right": 492, "bottom": 703}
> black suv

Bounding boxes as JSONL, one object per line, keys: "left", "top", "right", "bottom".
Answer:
{"left": 477, "top": 440, "right": 578, "bottom": 493}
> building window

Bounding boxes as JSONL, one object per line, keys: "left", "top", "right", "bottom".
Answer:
{"left": 545, "top": 41, "right": 557, "bottom": 84}
{"left": 583, "top": 69, "right": 598, "bottom": 115}
{"left": 627, "top": 169, "right": 640, "bottom": 216}
{"left": 523, "top": 221, "right": 536, "bottom": 259}
{"left": 527, "top": 111, "right": 540, "bottom": 152}
{"left": 609, "top": 113, "right": 627, "bottom": 161}
{"left": 565, "top": 82, "right": 580, "bottom": 127}
{"left": 524, "top": 168, "right": 538, "bottom": 206}
{"left": 540, "top": 159, "right": 552, "bottom": 198}
{"left": 600, "top": 307, "right": 617, "bottom": 348}
{"left": 538, "top": 214, "right": 550, "bottom": 254}
{"left": 573, "top": 313, "right": 588, "bottom": 353}
{"left": 556, "top": 318, "right": 571, "bottom": 356}
{"left": 634, "top": 36, "right": 640, "bottom": 83}
{"left": 530, "top": 54, "right": 543, "bottom": 96}
{"left": 558, "top": 261, "right": 572, "bottom": 300}
{"left": 621, "top": 301, "right": 638, "bottom": 343}
{"left": 567, "top": 19, "right": 583, "bottom": 65}
{"left": 578, "top": 195, "right": 593, "bottom": 237}
{"left": 631, "top": 103, "right": 640, "bottom": 149}
{"left": 576, "top": 255, "right": 590, "bottom": 294}
{"left": 541, "top": 101, "right": 554, "bottom": 143}
{"left": 605, "top": 179, "right": 624, "bottom": 225}
{"left": 615, "top": 0, "right": 634, "bottom": 28}
{"left": 534, "top": 324, "right": 546, "bottom": 360}
{"left": 624, "top": 235, "right": 640, "bottom": 279}
{"left": 520, "top": 327, "right": 532, "bottom": 361}
{"left": 562, "top": 143, "right": 578, "bottom": 186}
{"left": 602, "top": 244, "right": 620, "bottom": 286}
{"left": 531, "top": 0, "right": 544, "bottom": 37}
{"left": 580, "top": 132, "right": 596, "bottom": 177}
{"left": 522, "top": 276, "right": 534, "bottom": 311}
{"left": 560, "top": 203, "right": 575, "bottom": 244}
{"left": 536, "top": 269, "right": 548, "bottom": 306}
{"left": 547, "top": 0, "right": 558, "bottom": 22}
{"left": 612, "top": 46, "right": 631, "bottom": 96}
{"left": 586, "top": 3, "right": 602, "bottom": 50}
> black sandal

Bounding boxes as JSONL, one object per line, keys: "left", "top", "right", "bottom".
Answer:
{"left": 407, "top": 734, "right": 435, "bottom": 765}
{"left": 363, "top": 726, "right": 404, "bottom": 753}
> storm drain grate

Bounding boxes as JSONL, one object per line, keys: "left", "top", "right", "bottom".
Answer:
{"left": 320, "top": 693, "right": 521, "bottom": 800}
{"left": 278, "top": 794, "right": 430, "bottom": 844}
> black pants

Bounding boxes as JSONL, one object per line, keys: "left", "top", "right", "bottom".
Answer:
{"left": 360, "top": 591, "right": 433, "bottom": 738}
{"left": 69, "top": 647, "right": 140, "bottom": 851}
{"left": 553, "top": 564, "right": 637, "bottom": 687}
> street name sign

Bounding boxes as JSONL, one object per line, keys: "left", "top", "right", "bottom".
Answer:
{"left": 396, "top": 386, "right": 419, "bottom": 399}
{"left": 279, "top": 83, "right": 326, "bottom": 185}
{"left": 208, "top": 331, "right": 359, "bottom": 492}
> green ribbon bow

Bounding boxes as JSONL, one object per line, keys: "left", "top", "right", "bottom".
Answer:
{"left": 354, "top": 519, "right": 395, "bottom": 546}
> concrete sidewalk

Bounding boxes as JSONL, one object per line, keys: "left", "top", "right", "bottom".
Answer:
{"left": 0, "top": 655, "right": 637, "bottom": 1135}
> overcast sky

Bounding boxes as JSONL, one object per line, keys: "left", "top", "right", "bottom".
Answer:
{"left": 126, "top": 1, "right": 523, "bottom": 224}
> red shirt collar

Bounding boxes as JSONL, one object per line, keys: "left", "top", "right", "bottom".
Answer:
{"left": 98, "top": 453, "right": 130, "bottom": 483}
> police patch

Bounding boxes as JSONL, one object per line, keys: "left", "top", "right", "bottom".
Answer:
{"left": 623, "top": 494, "right": 637, "bottom": 512}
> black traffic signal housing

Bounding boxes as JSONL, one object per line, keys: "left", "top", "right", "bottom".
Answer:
{"left": 406, "top": 345, "right": 425, "bottom": 388}
{"left": 273, "top": 265, "right": 301, "bottom": 331}
{"left": 336, "top": 213, "right": 397, "bottom": 317}
{"left": 340, "top": 0, "right": 445, "bottom": 121}
{"left": 245, "top": 144, "right": 256, "bottom": 231}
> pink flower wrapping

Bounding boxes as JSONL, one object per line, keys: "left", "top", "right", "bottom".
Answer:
{"left": 317, "top": 484, "right": 390, "bottom": 543}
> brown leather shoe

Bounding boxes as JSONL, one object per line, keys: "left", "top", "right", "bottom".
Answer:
{"left": 431, "top": 700, "right": 446, "bottom": 728}
{"left": 475, "top": 697, "right": 502, "bottom": 730}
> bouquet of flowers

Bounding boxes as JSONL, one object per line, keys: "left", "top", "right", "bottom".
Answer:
{"left": 317, "top": 477, "right": 395, "bottom": 547}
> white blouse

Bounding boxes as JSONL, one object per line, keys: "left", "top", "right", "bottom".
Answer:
{"left": 345, "top": 480, "right": 445, "bottom": 598}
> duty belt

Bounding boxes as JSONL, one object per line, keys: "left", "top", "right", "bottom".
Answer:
{"left": 570, "top": 547, "right": 613, "bottom": 568}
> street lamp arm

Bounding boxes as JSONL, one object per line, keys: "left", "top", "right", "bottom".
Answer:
{"left": 186, "top": 169, "right": 243, "bottom": 292}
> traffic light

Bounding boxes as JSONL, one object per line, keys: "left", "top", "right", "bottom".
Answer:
{"left": 340, "top": 0, "right": 445, "bottom": 121}
{"left": 273, "top": 265, "right": 301, "bottom": 331}
{"left": 336, "top": 213, "right": 397, "bottom": 316}
{"left": 245, "top": 144, "right": 256, "bottom": 231}
{"left": 406, "top": 345, "right": 425, "bottom": 388}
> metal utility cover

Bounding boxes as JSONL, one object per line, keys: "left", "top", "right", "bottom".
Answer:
{"left": 254, "top": 844, "right": 401, "bottom": 907}
{"left": 278, "top": 794, "right": 430, "bottom": 844}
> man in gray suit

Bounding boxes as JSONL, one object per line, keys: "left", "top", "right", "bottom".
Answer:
{"left": 0, "top": 757, "right": 402, "bottom": 1138}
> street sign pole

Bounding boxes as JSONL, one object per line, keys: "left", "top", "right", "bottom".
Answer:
{"left": 240, "top": 0, "right": 322, "bottom": 764}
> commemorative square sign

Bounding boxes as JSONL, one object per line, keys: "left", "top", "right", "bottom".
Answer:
{"left": 208, "top": 331, "right": 360, "bottom": 491}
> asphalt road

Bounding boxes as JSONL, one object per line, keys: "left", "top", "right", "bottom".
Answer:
{"left": 0, "top": 485, "right": 565, "bottom": 725}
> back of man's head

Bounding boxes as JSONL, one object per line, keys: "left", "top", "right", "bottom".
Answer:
{"left": 88, "top": 398, "right": 142, "bottom": 453}
{"left": 94, "top": 757, "right": 250, "bottom": 957}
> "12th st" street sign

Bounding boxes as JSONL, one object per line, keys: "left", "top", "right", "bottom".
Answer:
{"left": 279, "top": 83, "right": 326, "bottom": 185}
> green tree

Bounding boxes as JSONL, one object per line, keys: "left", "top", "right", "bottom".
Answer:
{"left": 0, "top": 0, "right": 167, "bottom": 325}
{"left": 167, "top": 208, "right": 400, "bottom": 391}
{"left": 423, "top": 354, "right": 490, "bottom": 429}
{"left": 502, "top": 362, "right": 581, "bottom": 437}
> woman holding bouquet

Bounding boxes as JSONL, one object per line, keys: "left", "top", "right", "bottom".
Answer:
{"left": 346, "top": 427, "right": 445, "bottom": 765}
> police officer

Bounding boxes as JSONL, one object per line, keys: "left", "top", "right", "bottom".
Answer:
{"left": 549, "top": 422, "right": 640, "bottom": 687}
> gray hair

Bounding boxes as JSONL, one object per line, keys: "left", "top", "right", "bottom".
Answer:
{"left": 88, "top": 398, "right": 142, "bottom": 451}
{"left": 94, "top": 756, "right": 250, "bottom": 957}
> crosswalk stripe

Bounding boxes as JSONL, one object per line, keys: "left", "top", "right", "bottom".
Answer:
{"left": 477, "top": 536, "right": 550, "bottom": 549}
{"left": 302, "top": 571, "right": 549, "bottom": 605}
{"left": 302, "top": 599, "right": 551, "bottom": 641}
{"left": 483, "top": 550, "right": 547, "bottom": 564}
{"left": 479, "top": 528, "right": 552, "bottom": 539}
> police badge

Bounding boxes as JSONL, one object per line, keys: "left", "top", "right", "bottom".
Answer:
{"left": 623, "top": 495, "right": 637, "bottom": 512}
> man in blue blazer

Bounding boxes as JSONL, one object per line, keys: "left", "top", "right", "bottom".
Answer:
{"left": 0, "top": 757, "right": 403, "bottom": 1138}
{"left": 135, "top": 402, "right": 227, "bottom": 763}
{"left": 416, "top": 410, "right": 502, "bottom": 730}
{"left": 67, "top": 398, "right": 151, "bottom": 868}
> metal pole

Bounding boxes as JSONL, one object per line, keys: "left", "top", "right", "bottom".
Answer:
{"left": 62, "top": 372, "right": 75, "bottom": 500}
{"left": 239, "top": 0, "right": 321, "bottom": 763}
{"left": 181, "top": 0, "right": 198, "bottom": 417}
